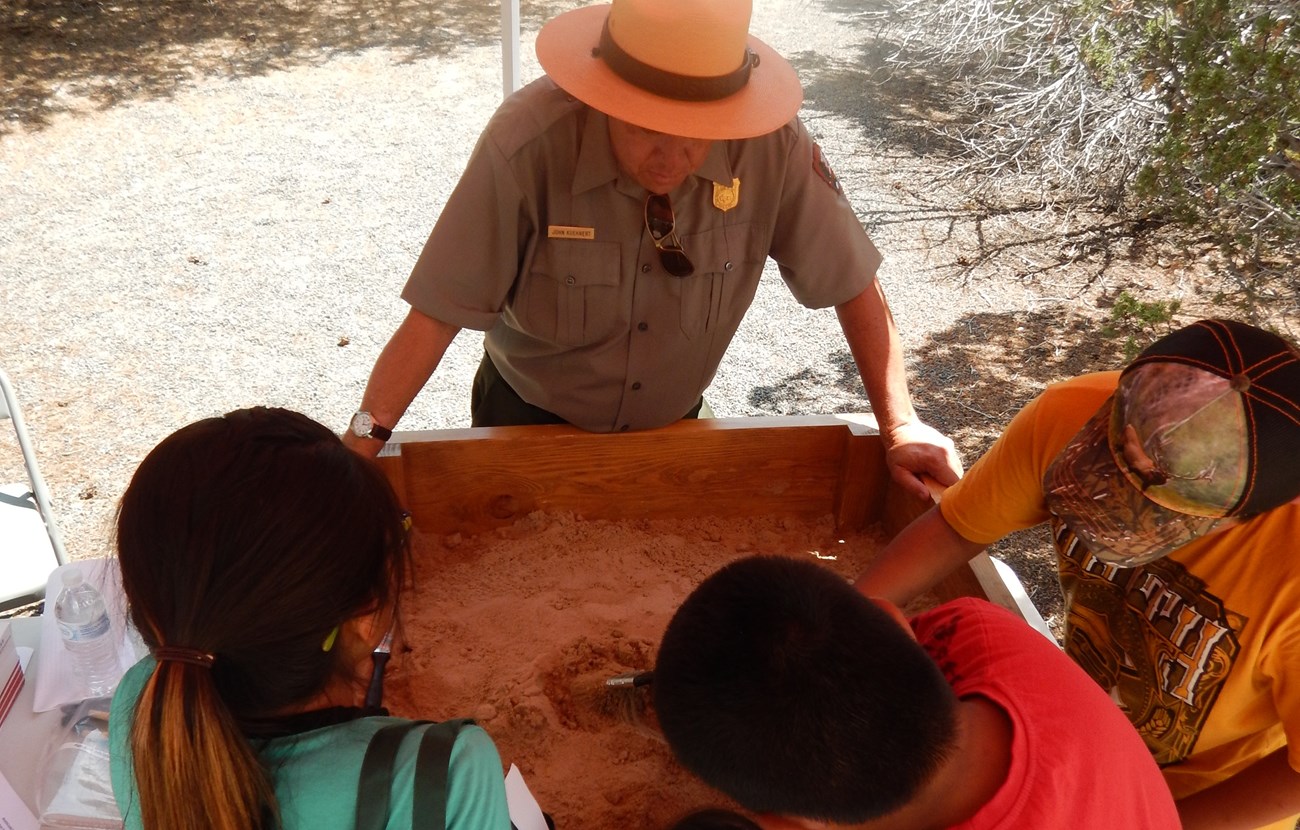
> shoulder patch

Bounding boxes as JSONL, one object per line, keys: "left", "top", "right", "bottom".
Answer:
{"left": 812, "top": 143, "right": 841, "bottom": 194}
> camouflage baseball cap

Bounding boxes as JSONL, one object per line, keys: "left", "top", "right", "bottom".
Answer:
{"left": 1044, "top": 319, "right": 1300, "bottom": 564}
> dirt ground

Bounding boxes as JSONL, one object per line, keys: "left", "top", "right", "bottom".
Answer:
{"left": 1, "top": 1, "right": 1289, "bottom": 817}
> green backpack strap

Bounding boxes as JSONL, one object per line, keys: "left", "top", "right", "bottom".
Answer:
{"left": 355, "top": 721, "right": 424, "bottom": 830}
{"left": 411, "top": 718, "right": 475, "bottom": 830}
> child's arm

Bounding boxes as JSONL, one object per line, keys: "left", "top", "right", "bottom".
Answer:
{"left": 854, "top": 505, "right": 987, "bottom": 605}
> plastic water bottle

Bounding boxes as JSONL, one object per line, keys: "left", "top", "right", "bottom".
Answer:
{"left": 53, "top": 569, "right": 120, "bottom": 697}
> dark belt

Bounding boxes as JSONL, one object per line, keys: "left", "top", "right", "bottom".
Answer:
{"left": 470, "top": 351, "right": 704, "bottom": 428}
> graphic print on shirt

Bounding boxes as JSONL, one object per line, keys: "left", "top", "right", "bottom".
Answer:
{"left": 1049, "top": 517, "right": 1244, "bottom": 764}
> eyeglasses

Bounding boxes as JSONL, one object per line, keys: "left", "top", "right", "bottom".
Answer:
{"left": 644, "top": 193, "right": 695, "bottom": 277}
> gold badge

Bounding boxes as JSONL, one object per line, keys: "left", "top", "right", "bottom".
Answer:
{"left": 712, "top": 178, "right": 741, "bottom": 212}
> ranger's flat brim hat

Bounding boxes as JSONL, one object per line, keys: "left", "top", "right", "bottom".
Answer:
{"left": 536, "top": 1, "right": 804, "bottom": 141}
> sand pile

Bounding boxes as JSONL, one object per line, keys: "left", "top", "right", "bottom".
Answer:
{"left": 385, "top": 511, "right": 887, "bottom": 828}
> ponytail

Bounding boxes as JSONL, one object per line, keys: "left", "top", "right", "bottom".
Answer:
{"left": 131, "top": 661, "right": 278, "bottom": 830}
{"left": 115, "top": 407, "right": 409, "bottom": 830}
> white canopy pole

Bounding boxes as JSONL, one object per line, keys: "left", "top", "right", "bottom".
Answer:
{"left": 501, "top": 0, "right": 522, "bottom": 99}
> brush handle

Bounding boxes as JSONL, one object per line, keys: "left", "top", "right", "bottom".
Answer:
{"left": 365, "top": 651, "right": 391, "bottom": 710}
{"left": 606, "top": 670, "right": 654, "bottom": 688}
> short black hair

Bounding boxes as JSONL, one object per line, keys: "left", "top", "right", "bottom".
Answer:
{"left": 654, "top": 556, "right": 957, "bottom": 823}
{"left": 667, "top": 809, "right": 760, "bottom": 830}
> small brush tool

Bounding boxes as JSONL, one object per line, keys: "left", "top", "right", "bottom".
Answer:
{"left": 364, "top": 629, "right": 394, "bottom": 711}
{"left": 572, "top": 669, "right": 658, "bottom": 736}
{"left": 605, "top": 670, "right": 662, "bottom": 741}
{"left": 604, "top": 670, "right": 653, "bottom": 694}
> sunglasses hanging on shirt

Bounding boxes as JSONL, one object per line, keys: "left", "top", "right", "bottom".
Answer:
{"left": 644, "top": 193, "right": 695, "bottom": 277}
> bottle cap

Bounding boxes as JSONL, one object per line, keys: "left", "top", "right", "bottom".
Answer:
{"left": 60, "top": 568, "right": 85, "bottom": 589}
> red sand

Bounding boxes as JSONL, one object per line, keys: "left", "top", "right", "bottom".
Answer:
{"left": 384, "top": 511, "right": 888, "bottom": 829}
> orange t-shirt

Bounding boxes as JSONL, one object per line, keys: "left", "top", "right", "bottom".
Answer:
{"left": 941, "top": 372, "right": 1300, "bottom": 820}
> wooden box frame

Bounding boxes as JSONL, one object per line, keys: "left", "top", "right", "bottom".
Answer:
{"left": 374, "top": 415, "right": 1017, "bottom": 612}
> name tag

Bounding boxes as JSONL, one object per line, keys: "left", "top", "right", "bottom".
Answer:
{"left": 547, "top": 225, "right": 595, "bottom": 240}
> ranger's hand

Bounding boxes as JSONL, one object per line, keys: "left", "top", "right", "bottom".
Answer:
{"left": 882, "top": 420, "right": 963, "bottom": 502}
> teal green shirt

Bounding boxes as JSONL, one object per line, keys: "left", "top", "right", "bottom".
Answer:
{"left": 109, "top": 658, "right": 511, "bottom": 829}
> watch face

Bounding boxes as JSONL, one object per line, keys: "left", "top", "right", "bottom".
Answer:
{"left": 351, "top": 411, "right": 374, "bottom": 438}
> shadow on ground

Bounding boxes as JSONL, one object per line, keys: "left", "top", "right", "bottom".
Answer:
{"left": 790, "top": 0, "right": 1244, "bottom": 306}
{"left": 785, "top": 0, "right": 985, "bottom": 156}
{"left": 750, "top": 306, "right": 1123, "bottom": 456}
{"left": 0, "top": 0, "right": 576, "bottom": 135}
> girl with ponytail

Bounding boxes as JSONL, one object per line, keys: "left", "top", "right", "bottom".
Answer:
{"left": 108, "top": 407, "right": 510, "bottom": 830}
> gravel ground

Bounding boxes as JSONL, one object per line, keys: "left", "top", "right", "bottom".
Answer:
{"left": 0, "top": 0, "right": 1238, "bottom": 628}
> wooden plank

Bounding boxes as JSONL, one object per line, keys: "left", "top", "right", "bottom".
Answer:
{"left": 382, "top": 419, "right": 856, "bottom": 536}
{"left": 375, "top": 416, "right": 1025, "bottom": 616}
{"left": 832, "top": 417, "right": 888, "bottom": 533}
{"left": 936, "top": 553, "right": 1021, "bottom": 612}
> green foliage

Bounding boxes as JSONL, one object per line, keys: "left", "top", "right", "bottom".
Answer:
{"left": 1069, "top": 0, "right": 1300, "bottom": 250}
{"left": 1100, "top": 291, "right": 1183, "bottom": 359}
{"left": 884, "top": 0, "right": 1299, "bottom": 302}
{"left": 1131, "top": 0, "right": 1300, "bottom": 256}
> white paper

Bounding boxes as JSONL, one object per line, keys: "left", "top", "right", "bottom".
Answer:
{"left": 504, "top": 764, "right": 548, "bottom": 830}
{"left": 0, "top": 768, "right": 38, "bottom": 830}
{"left": 34, "top": 561, "right": 140, "bottom": 713}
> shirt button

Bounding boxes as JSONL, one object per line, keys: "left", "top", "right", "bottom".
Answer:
{"left": 724, "top": 261, "right": 733, "bottom": 271}
{"left": 631, "top": 382, "right": 642, "bottom": 390}
{"left": 566, "top": 275, "right": 576, "bottom": 285}
{"left": 619, "top": 424, "right": 630, "bottom": 432}
{"left": 637, "top": 322, "right": 648, "bottom": 332}
{"left": 641, "top": 263, "right": 651, "bottom": 273}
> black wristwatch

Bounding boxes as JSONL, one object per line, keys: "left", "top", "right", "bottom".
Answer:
{"left": 349, "top": 410, "right": 392, "bottom": 442}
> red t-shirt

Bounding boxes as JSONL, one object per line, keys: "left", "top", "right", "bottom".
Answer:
{"left": 913, "top": 598, "right": 1180, "bottom": 829}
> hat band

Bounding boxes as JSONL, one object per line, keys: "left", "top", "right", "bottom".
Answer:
{"left": 596, "top": 21, "right": 758, "bottom": 103}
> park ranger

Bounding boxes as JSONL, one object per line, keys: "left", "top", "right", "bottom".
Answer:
{"left": 345, "top": 0, "right": 960, "bottom": 501}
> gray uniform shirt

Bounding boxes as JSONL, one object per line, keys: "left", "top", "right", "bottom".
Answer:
{"left": 403, "top": 77, "right": 883, "bottom": 432}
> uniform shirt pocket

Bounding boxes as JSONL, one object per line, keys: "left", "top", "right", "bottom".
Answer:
{"left": 514, "top": 240, "right": 623, "bottom": 347}
{"left": 674, "top": 223, "right": 763, "bottom": 340}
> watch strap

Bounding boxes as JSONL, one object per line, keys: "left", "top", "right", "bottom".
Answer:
{"left": 351, "top": 411, "right": 393, "bottom": 443}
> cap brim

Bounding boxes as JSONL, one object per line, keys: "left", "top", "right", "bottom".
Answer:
{"left": 536, "top": 5, "right": 804, "bottom": 141}
{"left": 1043, "top": 396, "right": 1222, "bottom": 565}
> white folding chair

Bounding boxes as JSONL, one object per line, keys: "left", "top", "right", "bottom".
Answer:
{"left": 0, "top": 367, "right": 69, "bottom": 613}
